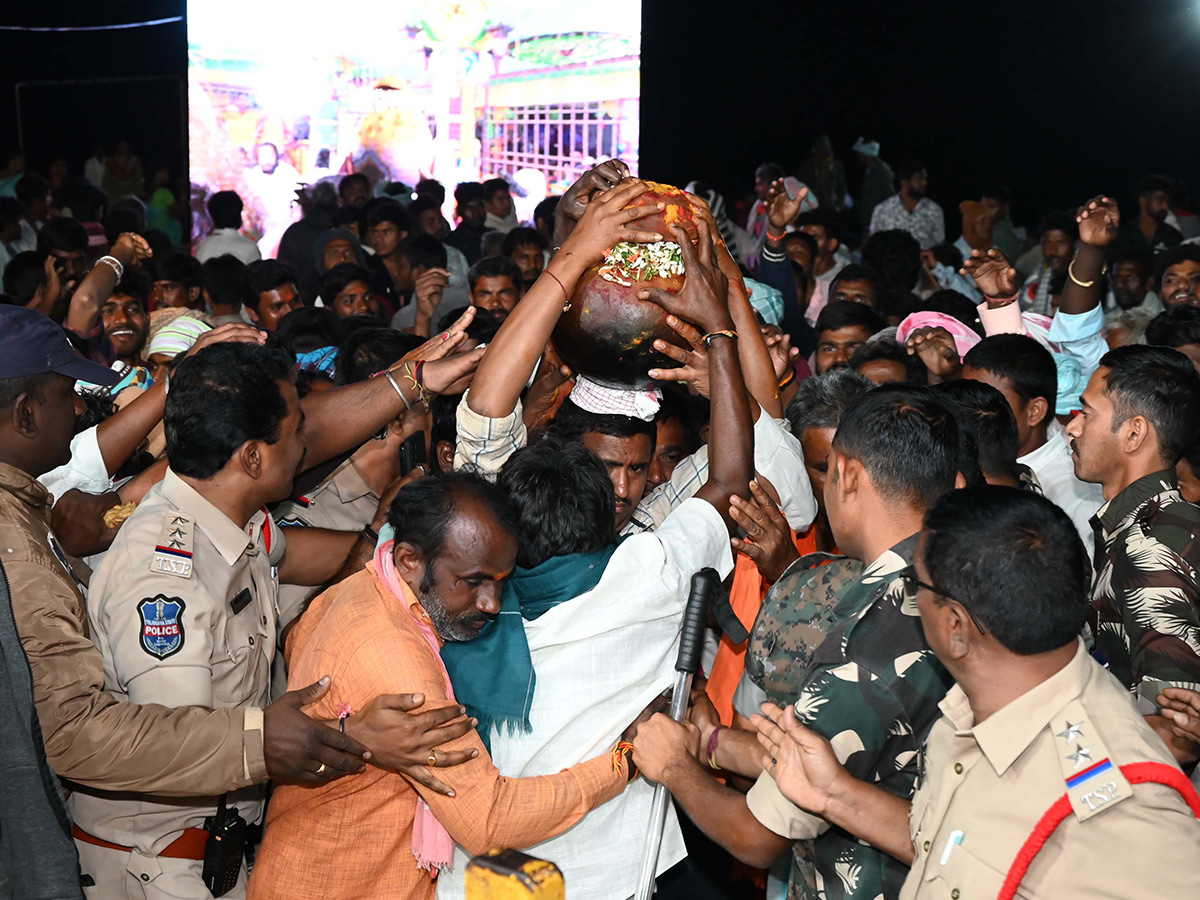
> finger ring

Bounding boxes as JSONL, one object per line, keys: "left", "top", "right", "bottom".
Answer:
{"left": 427, "top": 753, "right": 438, "bottom": 768}
{"left": 316, "top": 763, "right": 327, "bottom": 776}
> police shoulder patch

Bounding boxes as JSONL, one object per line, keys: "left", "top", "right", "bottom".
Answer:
{"left": 152, "top": 513, "right": 194, "bottom": 579}
{"left": 1053, "top": 698, "right": 1133, "bottom": 822}
{"left": 138, "top": 594, "right": 186, "bottom": 659}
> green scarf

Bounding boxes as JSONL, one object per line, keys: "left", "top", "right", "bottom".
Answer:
{"left": 441, "top": 544, "right": 617, "bottom": 752}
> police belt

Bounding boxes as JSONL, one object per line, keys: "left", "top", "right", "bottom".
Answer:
{"left": 73, "top": 824, "right": 209, "bottom": 860}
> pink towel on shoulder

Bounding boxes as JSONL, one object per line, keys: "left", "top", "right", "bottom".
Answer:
{"left": 373, "top": 541, "right": 456, "bottom": 876}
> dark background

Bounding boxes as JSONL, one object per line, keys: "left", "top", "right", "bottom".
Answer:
{"left": 2, "top": 0, "right": 1199, "bottom": 235}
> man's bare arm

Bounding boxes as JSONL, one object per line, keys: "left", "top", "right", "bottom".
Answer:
{"left": 632, "top": 713, "right": 792, "bottom": 868}
{"left": 301, "top": 311, "right": 480, "bottom": 467}
{"left": 642, "top": 220, "right": 753, "bottom": 533}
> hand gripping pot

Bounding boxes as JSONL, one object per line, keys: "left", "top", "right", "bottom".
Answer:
{"left": 552, "top": 181, "right": 702, "bottom": 388}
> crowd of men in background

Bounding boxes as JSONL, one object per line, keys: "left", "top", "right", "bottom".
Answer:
{"left": 2, "top": 135, "right": 1200, "bottom": 900}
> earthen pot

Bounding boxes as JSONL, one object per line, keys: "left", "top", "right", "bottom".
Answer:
{"left": 552, "top": 182, "right": 700, "bottom": 388}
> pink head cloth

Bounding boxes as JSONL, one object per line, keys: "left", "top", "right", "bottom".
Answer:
{"left": 896, "top": 311, "right": 982, "bottom": 361}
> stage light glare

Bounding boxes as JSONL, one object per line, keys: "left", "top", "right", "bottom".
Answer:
{"left": 186, "top": 0, "right": 642, "bottom": 257}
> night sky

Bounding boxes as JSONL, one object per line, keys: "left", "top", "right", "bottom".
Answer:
{"left": 2, "top": 0, "right": 1199, "bottom": 232}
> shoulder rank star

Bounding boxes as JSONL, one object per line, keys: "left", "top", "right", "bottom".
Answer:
{"left": 1066, "top": 744, "right": 1093, "bottom": 769}
{"left": 1055, "top": 721, "right": 1085, "bottom": 742}
{"left": 153, "top": 514, "right": 194, "bottom": 579}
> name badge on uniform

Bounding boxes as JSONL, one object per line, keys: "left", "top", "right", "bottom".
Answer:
{"left": 152, "top": 514, "right": 194, "bottom": 579}
{"left": 230, "top": 588, "right": 252, "bottom": 615}
{"left": 138, "top": 595, "right": 186, "bottom": 659}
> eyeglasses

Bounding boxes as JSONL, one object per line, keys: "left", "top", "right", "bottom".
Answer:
{"left": 899, "top": 566, "right": 987, "bottom": 635}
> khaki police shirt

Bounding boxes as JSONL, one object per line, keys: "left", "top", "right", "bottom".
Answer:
{"left": 273, "top": 456, "right": 378, "bottom": 629}
{"left": 0, "top": 463, "right": 261, "bottom": 796}
{"left": 69, "top": 468, "right": 283, "bottom": 853}
{"left": 902, "top": 640, "right": 1200, "bottom": 900}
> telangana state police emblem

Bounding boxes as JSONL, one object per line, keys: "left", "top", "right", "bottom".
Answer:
{"left": 137, "top": 595, "right": 186, "bottom": 659}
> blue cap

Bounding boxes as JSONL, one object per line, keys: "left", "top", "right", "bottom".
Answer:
{"left": 0, "top": 306, "right": 120, "bottom": 386}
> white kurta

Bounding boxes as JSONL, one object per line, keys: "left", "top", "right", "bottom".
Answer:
{"left": 437, "top": 498, "right": 735, "bottom": 899}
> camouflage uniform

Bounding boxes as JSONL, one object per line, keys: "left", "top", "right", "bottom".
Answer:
{"left": 1090, "top": 469, "right": 1200, "bottom": 698}
{"left": 737, "top": 553, "right": 865, "bottom": 714}
{"left": 738, "top": 536, "right": 954, "bottom": 900}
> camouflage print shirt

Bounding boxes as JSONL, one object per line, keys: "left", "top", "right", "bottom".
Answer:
{"left": 1090, "top": 469, "right": 1200, "bottom": 695}
{"left": 737, "top": 553, "right": 865, "bottom": 715}
{"left": 741, "top": 535, "right": 954, "bottom": 900}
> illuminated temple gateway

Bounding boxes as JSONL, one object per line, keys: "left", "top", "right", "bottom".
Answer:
{"left": 186, "top": 0, "right": 641, "bottom": 245}
{"left": 475, "top": 31, "right": 641, "bottom": 193}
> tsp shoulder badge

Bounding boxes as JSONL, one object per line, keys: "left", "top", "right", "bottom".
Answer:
{"left": 138, "top": 595, "right": 186, "bottom": 659}
{"left": 152, "top": 513, "right": 194, "bottom": 579}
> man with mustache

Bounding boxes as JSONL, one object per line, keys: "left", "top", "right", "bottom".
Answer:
{"left": 1064, "top": 344, "right": 1200, "bottom": 768}
{"left": 867, "top": 161, "right": 945, "bottom": 251}
{"left": 1020, "top": 211, "right": 1077, "bottom": 315}
{"left": 1115, "top": 175, "right": 1182, "bottom": 260}
{"left": 1154, "top": 244, "right": 1200, "bottom": 310}
{"left": 249, "top": 473, "right": 638, "bottom": 900}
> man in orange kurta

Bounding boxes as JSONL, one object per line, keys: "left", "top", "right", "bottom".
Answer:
{"left": 249, "top": 474, "right": 629, "bottom": 900}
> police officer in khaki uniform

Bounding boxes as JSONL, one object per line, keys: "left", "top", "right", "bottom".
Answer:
{"left": 73, "top": 467, "right": 285, "bottom": 898}
{"left": 753, "top": 486, "right": 1200, "bottom": 900}
{"left": 69, "top": 342, "right": 437, "bottom": 899}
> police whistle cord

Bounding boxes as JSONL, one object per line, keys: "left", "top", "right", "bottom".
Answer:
{"left": 634, "top": 568, "right": 720, "bottom": 900}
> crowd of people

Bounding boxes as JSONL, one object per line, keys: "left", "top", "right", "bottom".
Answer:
{"left": 2, "top": 136, "right": 1200, "bottom": 900}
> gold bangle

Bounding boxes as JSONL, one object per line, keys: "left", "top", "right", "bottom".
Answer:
{"left": 1067, "top": 256, "right": 1107, "bottom": 289}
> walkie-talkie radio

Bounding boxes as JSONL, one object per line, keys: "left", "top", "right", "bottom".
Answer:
{"left": 202, "top": 794, "right": 248, "bottom": 897}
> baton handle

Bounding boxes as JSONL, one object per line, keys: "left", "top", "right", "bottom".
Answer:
{"left": 675, "top": 568, "right": 719, "bottom": 676}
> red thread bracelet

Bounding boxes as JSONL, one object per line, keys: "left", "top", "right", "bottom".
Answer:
{"left": 545, "top": 269, "right": 568, "bottom": 299}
